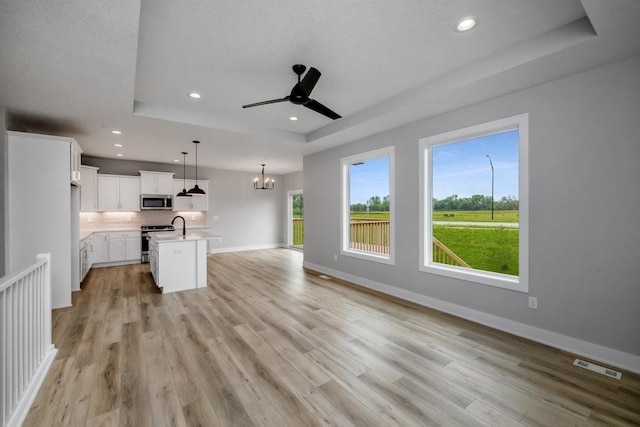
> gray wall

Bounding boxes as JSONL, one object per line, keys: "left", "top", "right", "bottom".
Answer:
{"left": 0, "top": 109, "right": 6, "bottom": 276}
{"left": 304, "top": 54, "right": 640, "bottom": 358}
{"left": 82, "top": 156, "right": 284, "bottom": 249}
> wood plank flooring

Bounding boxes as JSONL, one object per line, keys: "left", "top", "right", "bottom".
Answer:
{"left": 24, "top": 249, "right": 640, "bottom": 426}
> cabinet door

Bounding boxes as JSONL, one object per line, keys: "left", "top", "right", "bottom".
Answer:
{"left": 172, "top": 180, "right": 193, "bottom": 211}
{"left": 92, "top": 233, "right": 109, "bottom": 263}
{"left": 157, "top": 174, "right": 173, "bottom": 194}
{"left": 140, "top": 174, "right": 157, "bottom": 195}
{"left": 119, "top": 177, "right": 141, "bottom": 211}
{"left": 80, "top": 166, "right": 98, "bottom": 211}
{"left": 109, "top": 238, "right": 126, "bottom": 262}
{"left": 98, "top": 176, "right": 120, "bottom": 211}
{"left": 70, "top": 140, "right": 82, "bottom": 184}
{"left": 125, "top": 237, "right": 141, "bottom": 261}
{"left": 191, "top": 182, "right": 209, "bottom": 211}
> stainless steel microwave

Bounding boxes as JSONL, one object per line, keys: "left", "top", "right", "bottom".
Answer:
{"left": 140, "top": 195, "right": 173, "bottom": 210}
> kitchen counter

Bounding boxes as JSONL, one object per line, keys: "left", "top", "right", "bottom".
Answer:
{"left": 147, "top": 231, "right": 223, "bottom": 294}
{"left": 147, "top": 230, "right": 223, "bottom": 243}
{"left": 80, "top": 228, "right": 140, "bottom": 240}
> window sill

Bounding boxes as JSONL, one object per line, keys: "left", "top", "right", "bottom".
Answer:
{"left": 420, "top": 263, "right": 527, "bottom": 293}
{"left": 341, "top": 249, "right": 395, "bottom": 265}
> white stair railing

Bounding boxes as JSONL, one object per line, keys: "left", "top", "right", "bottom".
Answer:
{"left": 1, "top": 253, "right": 57, "bottom": 427}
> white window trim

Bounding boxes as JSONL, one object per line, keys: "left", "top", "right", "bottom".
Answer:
{"left": 340, "top": 146, "right": 395, "bottom": 265}
{"left": 419, "top": 114, "right": 529, "bottom": 292}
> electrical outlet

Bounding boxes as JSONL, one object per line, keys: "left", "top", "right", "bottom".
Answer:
{"left": 212, "top": 216, "right": 219, "bottom": 220}
{"left": 87, "top": 217, "right": 93, "bottom": 223}
{"left": 333, "top": 254, "right": 338, "bottom": 262}
{"left": 528, "top": 296, "right": 538, "bottom": 309}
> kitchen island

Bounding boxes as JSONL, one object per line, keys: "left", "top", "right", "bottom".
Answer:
{"left": 147, "top": 231, "right": 223, "bottom": 293}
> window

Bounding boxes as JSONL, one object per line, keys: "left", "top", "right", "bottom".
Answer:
{"left": 341, "top": 146, "right": 395, "bottom": 264}
{"left": 419, "top": 114, "right": 529, "bottom": 292}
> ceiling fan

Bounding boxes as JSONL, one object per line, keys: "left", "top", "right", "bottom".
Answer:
{"left": 242, "top": 64, "right": 341, "bottom": 120}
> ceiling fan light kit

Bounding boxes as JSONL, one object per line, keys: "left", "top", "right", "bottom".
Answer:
{"left": 242, "top": 64, "right": 341, "bottom": 120}
{"left": 187, "top": 140, "right": 206, "bottom": 196}
{"left": 254, "top": 164, "right": 275, "bottom": 190}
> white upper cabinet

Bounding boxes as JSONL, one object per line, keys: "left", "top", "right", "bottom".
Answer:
{"left": 140, "top": 171, "right": 174, "bottom": 195}
{"left": 80, "top": 165, "right": 99, "bottom": 211}
{"left": 70, "top": 140, "right": 82, "bottom": 185}
{"left": 98, "top": 175, "right": 141, "bottom": 211}
{"left": 172, "top": 179, "right": 209, "bottom": 211}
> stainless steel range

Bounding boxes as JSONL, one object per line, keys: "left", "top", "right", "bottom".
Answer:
{"left": 140, "top": 224, "right": 175, "bottom": 263}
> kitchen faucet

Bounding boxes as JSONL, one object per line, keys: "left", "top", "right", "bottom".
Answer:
{"left": 171, "top": 215, "right": 186, "bottom": 236}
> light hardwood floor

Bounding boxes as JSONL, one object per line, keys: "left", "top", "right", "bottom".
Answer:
{"left": 24, "top": 249, "right": 640, "bottom": 426}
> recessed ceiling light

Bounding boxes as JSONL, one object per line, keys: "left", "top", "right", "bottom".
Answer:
{"left": 189, "top": 92, "right": 201, "bottom": 99}
{"left": 289, "top": 116, "right": 298, "bottom": 121}
{"left": 116, "top": 153, "right": 123, "bottom": 157}
{"left": 456, "top": 17, "right": 477, "bottom": 32}
{"left": 114, "top": 143, "right": 123, "bottom": 147}
{"left": 174, "top": 159, "right": 180, "bottom": 162}
{"left": 112, "top": 130, "right": 122, "bottom": 134}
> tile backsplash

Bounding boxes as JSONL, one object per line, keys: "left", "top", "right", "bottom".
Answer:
{"left": 80, "top": 211, "right": 208, "bottom": 231}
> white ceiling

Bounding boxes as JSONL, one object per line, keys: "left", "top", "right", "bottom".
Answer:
{"left": 1, "top": 0, "right": 639, "bottom": 174}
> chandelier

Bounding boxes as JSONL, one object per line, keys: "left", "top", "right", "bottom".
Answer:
{"left": 253, "top": 164, "right": 274, "bottom": 190}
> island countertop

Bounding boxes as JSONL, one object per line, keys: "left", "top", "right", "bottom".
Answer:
{"left": 147, "top": 230, "right": 223, "bottom": 243}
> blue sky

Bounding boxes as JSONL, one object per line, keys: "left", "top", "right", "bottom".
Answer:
{"left": 349, "top": 156, "right": 389, "bottom": 204}
{"left": 348, "top": 129, "right": 519, "bottom": 204}
{"left": 432, "top": 129, "right": 519, "bottom": 200}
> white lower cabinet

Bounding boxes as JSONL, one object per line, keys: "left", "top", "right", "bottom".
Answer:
{"left": 108, "top": 231, "right": 141, "bottom": 262}
{"left": 92, "top": 232, "right": 109, "bottom": 263}
{"left": 80, "top": 235, "right": 93, "bottom": 281}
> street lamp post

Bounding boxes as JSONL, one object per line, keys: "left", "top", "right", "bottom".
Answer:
{"left": 486, "top": 155, "right": 494, "bottom": 219}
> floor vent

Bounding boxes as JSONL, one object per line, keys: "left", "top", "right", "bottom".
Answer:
{"left": 573, "top": 359, "right": 622, "bottom": 380}
{"left": 318, "top": 274, "right": 332, "bottom": 280}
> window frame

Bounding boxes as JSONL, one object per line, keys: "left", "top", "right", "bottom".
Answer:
{"left": 340, "top": 146, "right": 395, "bottom": 265}
{"left": 419, "top": 114, "right": 529, "bottom": 292}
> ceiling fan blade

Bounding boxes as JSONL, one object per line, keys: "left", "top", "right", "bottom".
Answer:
{"left": 300, "top": 67, "right": 321, "bottom": 95}
{"left": 242, "top": 97, "right": 289, "bottom": 108}
{"left": 304, "top": 99, "right": 341, "bottom": 120}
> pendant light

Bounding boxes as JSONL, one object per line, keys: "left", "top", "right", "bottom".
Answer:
{"left": 187, "top": 140, "right": 206, "bottom": 196}
{"left": 253, "top": 164, "right": 275, "bottom": 190}
{"left": 176, "top": 151, "right": 192, "bottom": 198}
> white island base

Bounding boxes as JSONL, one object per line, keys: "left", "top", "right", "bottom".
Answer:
{"left": 148, "top": 231, "right": 223, "bottom": 293}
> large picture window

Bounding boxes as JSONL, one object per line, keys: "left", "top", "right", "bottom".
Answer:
{"left": 419, "top": 115, "right": 528, "bottom": 292}
{"left": 341, "top": 146, "right": 395, "bottom": 264}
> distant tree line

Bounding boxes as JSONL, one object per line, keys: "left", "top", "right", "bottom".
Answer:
{"left": 350, "top": 194, "right": 518, "bottom": 212}
{"left": 350, "top": 195, "right": 390, "bottom": 212}
{"left": 433, "top": 194, "right": 518, "bottom": 211}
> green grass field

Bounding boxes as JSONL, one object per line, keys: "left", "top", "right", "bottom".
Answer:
{"left": 350, "top": 210, "right": 518, "bottom": 222}
{"left": 433, "top": 210, "right": 519, "bottom": 222}
{"left": 433, "top": 225, "right": 519, "bottom": 275}
{"left": 350, "top": 212, "right": 391, "bottom": 220}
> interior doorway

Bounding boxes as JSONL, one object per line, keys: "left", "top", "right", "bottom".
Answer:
{"left": 287, "top": 190, "right": 304, "bottom": 249}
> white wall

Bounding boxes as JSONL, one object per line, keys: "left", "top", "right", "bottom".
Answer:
{"left": 7, "top": 132, "right": 72, "bottom": 308}
{"left": 206, "top": 168, "right": 283, "bottom": 251}
{"left": 303, "top": 55, "right": 640, "bottom": 367}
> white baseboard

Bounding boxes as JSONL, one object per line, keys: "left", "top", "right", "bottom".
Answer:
{"left": 303, "top": 261, "right": 640, "bottom": 375}
{"left": 8, "top": 345, "right": 57, "bottom": 427}
{"left": 209, "top": 243, "right": 286, "bottom": 254}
